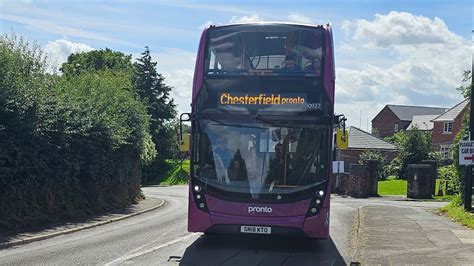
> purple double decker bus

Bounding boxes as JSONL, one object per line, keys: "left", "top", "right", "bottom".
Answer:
{"left": 184, "top": 22, "right": 336, "bottom": 238}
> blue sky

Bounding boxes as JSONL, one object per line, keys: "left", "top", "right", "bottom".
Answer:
{"left": 1, "top": 0, "right": 472, "bottom": 130}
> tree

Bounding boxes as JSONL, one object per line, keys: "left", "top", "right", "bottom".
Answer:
{"left": 387, "top": 129, "right": 433, "bottom": 178}
{"left": 450, "top": 70, "right": 471, "bottom": 195}
{"left": 457, "top": 70, "right": 472, "bottom": 99}
{"left": 133, "top": 46, "right": 177, "bottom": 163}
{"left": 60, "top": 48, "right": 133, "bottom": 76}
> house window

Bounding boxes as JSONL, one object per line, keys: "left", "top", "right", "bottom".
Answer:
{"left": 440, "top": 145, "right": 451, "bottom": 159}
{"left": 443, "top": 122, "right": 453, "bottom": 134}
{"left": 394, "top": 123, "right": 399, "bottom": 132}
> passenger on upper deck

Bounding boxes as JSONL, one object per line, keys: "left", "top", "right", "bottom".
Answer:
{"left": 282, "top": 54, "right": 301, "bottom": 71}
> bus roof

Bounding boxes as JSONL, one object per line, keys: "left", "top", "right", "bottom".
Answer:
{"left": 205, "top": 22, "right": 331, "bottom": 31}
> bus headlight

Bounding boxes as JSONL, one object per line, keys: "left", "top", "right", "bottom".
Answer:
{"left": 306, "top": 186, "right": 327, "bottom": 217}
{"left": 199, "top": 203, "right": 205, "bottom": 208}
{"left": 196, "top": 194, "right": 202, "bottom": 200}
{"left": 194, "top": 185, "right": 201, "bottom": 192}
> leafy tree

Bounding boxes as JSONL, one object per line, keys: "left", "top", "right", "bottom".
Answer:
{"left": 133, "top": 46, "right": 177, "bottom": 163}
{"left": 386, "top": 129, "right": 433, "bottom": 178}
{"left": 60, "top": 48, "right": 133, "bottom": 76}
{"left": 457, "top": 70, "right": 472, "bottom": 99}
{"left": 450, "top": 70, "right": 471, "bottom": 195}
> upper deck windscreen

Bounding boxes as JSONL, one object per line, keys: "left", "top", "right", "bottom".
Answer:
{"left": 205, "top": 24, "right": 324, "bottom": 76}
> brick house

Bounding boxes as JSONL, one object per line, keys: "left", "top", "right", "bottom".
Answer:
{"left": 339, "top": 127, "right": 398, "bottom": 167}
{"left": 372, "top": 105, "right": 446, "bottom": 138}
{"left": 431, "top": 99, "right": 469, "bottom": 157}
{"left": 406, "top": 115, "right": 438, "bottom": 131}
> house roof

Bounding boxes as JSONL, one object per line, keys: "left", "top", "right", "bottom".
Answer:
{"left": 386, "top": 105, "right": 447, "bottom": 121}
{"left": 407, "top": 115, "right": 438, "bottom": 130}
{"left": 348, "top": 127, "right": 396, "bottom": 150}
{"left": 432, "top": 99, "right": 469, "bottom": 122}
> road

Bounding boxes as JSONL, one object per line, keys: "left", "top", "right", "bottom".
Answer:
{"left": 0, "top": 186, "right": 472, "bottom": 265}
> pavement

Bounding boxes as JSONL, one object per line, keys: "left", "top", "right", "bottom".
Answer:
{"left": 0, "top": 196, "right": 165, "bottom": 249}
{"left": 347, "top": 198, "right": 474, "bottom": 264}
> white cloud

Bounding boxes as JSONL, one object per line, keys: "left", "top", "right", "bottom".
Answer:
{"left": 230, "top": 15, "right": 263, "bottom": 23}
{"left": 335, "top": 11, "right": 469, "bottom": 129}
{"left": 44, "top": 39, "right": 94, "bottom": 73}
{"left": 347, "top": 11, "right": 462, "bottom": 47}
{"left": 150, "top": 48, "right": 197, "bottom": 114}
{"left": 288, "top": 13, "right": 312, "bottom": 24}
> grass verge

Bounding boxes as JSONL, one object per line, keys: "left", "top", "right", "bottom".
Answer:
{"left": 160, "top": 160, "right": 190, "bottom": 185}
{"left": 438, "top": 195, "right": 474, "bottom": 229}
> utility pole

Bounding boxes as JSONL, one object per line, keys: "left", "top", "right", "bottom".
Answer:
{"left": 464, "top": 71, "right": 473, "bottom": 211}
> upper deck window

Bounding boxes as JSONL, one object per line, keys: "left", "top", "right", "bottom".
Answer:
{"left": 205, "top": 24, "right": 324, "bottom": 76}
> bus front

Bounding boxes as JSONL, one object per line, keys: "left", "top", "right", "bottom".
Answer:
{"left": 188, "top": 23, "right": 335, "bottom": 238}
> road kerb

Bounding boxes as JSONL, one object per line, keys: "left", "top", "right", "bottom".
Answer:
{"left": 0, "top": 198, "right": 166, "bottom": 249}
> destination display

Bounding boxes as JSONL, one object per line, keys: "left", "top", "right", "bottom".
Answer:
{"left": 218, "top": 92, "right": 322, "bottom": 112}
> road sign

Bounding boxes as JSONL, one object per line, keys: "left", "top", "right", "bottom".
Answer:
{"left": 459, "top": 141, "right": 474, "bottom": 165}
{"left": 336, "top": 129, "right": 349, "bottom": 149}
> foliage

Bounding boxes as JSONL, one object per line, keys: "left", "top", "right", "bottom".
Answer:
{"left": 450, "top": 70, "right": 471, "bottom": 199}
{"left": 133, "top": 47, "right": 177, "bottom": 161}
{"left": 60, "top": 48, "right": 133, "bottom": 76}
{"left": 438, "top": 165, "right": 462, "bottom": 195}
{"left": 385, "top": 129, "right": 433, "bottom": 178}
{"left": 439, "top": 195, "right": 474, "bottom": 229}
{"left": 358, "top": 149, "right": 388, "bottom": 180}
{"left": 456, "top": 70, "right": 472, "bottom": 99}
{"left": 0, "top": 35, "right": 151, "bottom": 229}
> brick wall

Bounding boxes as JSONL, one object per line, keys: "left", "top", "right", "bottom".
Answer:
{"left": 432, "top": 110, "right": 468, "bottom": 151}
{"left": 372, "top": 107, "right": 409, "bottom": 138}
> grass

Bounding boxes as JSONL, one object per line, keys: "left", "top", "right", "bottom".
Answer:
{"left": 160, "top": 159, "right": 190, "bottom": 185}
{"left": 377, "top": 176, "right": 456, "bottom": 201}
{"left": 378, "top": 177, "right": 406, "bottom": 195}
{"left": 439, "top": 195, "right": 474, "bottom": 229}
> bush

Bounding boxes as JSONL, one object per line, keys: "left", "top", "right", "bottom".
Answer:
{"left": 438, "top": 165, "right": 461, "bottom": 195}
{"left": 358, "top": 149, "right": 388, "bottom": 180}
{"left": 0, "top": 35, "right": 153, "bottom": 229}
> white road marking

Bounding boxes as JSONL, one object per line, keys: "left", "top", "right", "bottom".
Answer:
{"left": 104, "top": 233, "right": 198, "bottom": 265}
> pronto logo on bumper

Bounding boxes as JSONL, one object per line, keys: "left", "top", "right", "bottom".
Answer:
{"left": 248, "top": 206, "right": 273, "bottom": 214}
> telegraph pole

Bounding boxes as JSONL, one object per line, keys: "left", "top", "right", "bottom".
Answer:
{"left": 464, "top": 68, "right": 473, "bottom": 211}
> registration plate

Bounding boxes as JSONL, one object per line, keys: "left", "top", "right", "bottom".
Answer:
{"left": 240, "top": 225, "right": 271, "bottom": 234}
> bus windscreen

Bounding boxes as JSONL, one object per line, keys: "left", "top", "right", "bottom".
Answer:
{"left": 193, "top": 118, "right": 329, "bottom": 199}
{"left": 205, "top": 25, "right": 324, "bottom": 76}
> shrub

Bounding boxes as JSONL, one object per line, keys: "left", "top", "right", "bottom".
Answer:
{"left": 0, "top": 34, "right": 153, "bottom": 229}
{"left": 358, "top": 149, "right": 388, "bottom": 180}
{"left": 438, "top": 165, "right": 461, "bottom": 195}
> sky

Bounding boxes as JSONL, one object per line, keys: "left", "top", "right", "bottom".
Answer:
{"left": 1, "top": 0, "right": 472, "bottom": 131}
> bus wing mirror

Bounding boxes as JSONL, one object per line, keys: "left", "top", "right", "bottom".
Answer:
{"left": 179, "top": 113, "right": 191, "bottom": 152}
